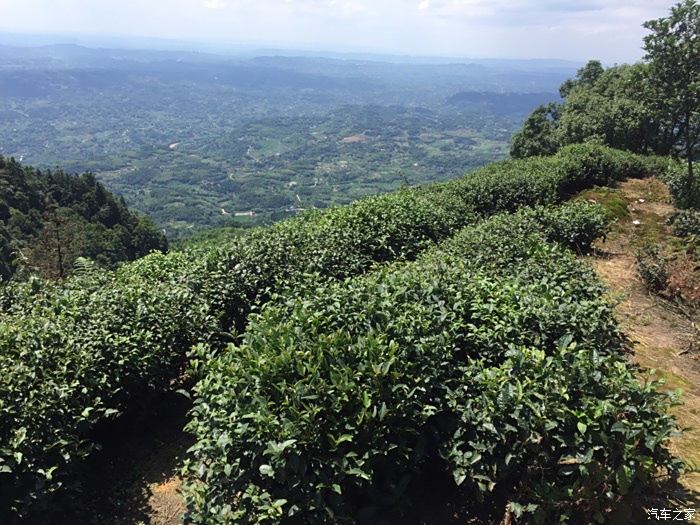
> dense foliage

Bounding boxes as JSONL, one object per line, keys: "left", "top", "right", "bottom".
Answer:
{"left": 643, "top": 0, "right": 700, "bottom": 203}
{"left": 183, "top": 205, "right": 679, "bottom": 524}
{"left": 0, "top": 156, "right": 167, "bottom": 280}
{"left": 512, "top": 62, "right": 668, "bottom": 159}
{"left": 511, "top": 1, "right": 699, "bottom": 206}
{"left": 0, "top": 144, "right": 663, "bottom": 518}
{"left": 660, "top": 161, "right": 700, "bottom": 208}
{"left": 667, "top": 209, "right": 700, "bottom": 239}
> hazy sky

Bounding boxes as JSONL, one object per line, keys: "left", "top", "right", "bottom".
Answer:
{"left": 0, "top": 0, "right": 675, "bottom": 61}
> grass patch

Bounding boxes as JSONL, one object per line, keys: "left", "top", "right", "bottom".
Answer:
{"left": 635, "top": 212, "right": 671, "bottom": 246}
{"left": 649, "top": 368, "right": 692, "bottom": 391}
{"left": 577, "top": 187, "right": 630, "bottom": 221}
{"left": 633, "top": 178, "right": 672, "bottom": 203}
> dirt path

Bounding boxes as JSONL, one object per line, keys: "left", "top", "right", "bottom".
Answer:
{"left": 110, "top": 398, "right": 188, "bottom": 525}
{"left": 584, "top": 178, "right": 700, "bottom": 498}
{"left": 51, "top": 392, "right": 188, "bottom": 525}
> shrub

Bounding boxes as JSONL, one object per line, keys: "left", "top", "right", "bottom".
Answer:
{"left": 660, "top": 161, "right": 700, "bottom": 209}
{"left": 182, "top": 205, "right": 677, "bottom": 524}
{"left": 667, "top": 209, "right": 700, "bottom": 239}
{"left": 635, "top": 244, "right": 669, "bottom": 293}
{"left": 554, "top": 143, "right": 666, "bottom": 195}
{"left": 444, "top": 344, "right": 680, "bottom": 523}
{"left": 521, "top": 200, "right": 608, "bottom": 253}
{"left": 0, "top": 253, "right": 216, "bottom": 515}
{"left": 0, "top": 145, "right": 665, "bottom": 517}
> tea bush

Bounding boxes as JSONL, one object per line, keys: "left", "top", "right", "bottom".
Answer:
{"left": 667, "top": 209, "right": 700, "bottom": 239}
{"left": 183, "top": 206, "right": 678, "bottom": 524}
{"left": 635, "top": 244, "right": 670, "bottom": 293}
{"left": 662, "top": 162, "right": 700, "bottom": 209}
{"left": 0, "top": 145, "right": 667, "bottom": 516}
{"left": 519, "top": 200, "right": 608, "bottom": 253}
{"left": 443, "top": 344, "right": 679, "bottom": 524}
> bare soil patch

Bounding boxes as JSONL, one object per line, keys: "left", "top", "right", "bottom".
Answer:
{"left": 585, "top": 178, "right": 700, "bottom": 498}
{"left": 340, "top": 134, "right": 368, "bottom": 144}
{"left": 50, "top": 392, "right": 190, "bottom": 525}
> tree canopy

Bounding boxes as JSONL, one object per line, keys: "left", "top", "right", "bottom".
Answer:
{"left": 511, "top": 0, "right": 700, "bottom": 204}
{"left": 643, "top": 0, "right": 700, "bottom": 202}
{"left": 0, "top": 155, "right": 167, "bottom": 280}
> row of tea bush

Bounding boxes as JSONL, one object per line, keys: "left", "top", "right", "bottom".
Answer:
{"left": 183, "top": 204, "right": 680, "bottom": 523}
{"left": 0, "top": 144, "right": 668, "bottom": 516}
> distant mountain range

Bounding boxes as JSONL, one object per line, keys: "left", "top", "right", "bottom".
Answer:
{"left": 0, "top": 40, "right": 571, "bottom": 237}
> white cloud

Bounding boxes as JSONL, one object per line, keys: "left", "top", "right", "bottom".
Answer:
{"left": 0, "top": 0, "right": 675, "bottom": 61}
{"left": 203, "top": 0, "right": 227, "bottom": 9}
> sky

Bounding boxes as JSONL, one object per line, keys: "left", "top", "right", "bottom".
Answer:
{"left": 0, "top": 0, "right": 676, "bottom": 62}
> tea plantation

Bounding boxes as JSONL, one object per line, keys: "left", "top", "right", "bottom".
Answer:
{"left": 183, "top": 205, "right": 680, "bottom": 523}
{"left": 0, "top": 144, "right": 679, "bottom": 521}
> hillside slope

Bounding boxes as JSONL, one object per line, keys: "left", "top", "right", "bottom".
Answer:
{"left": 0, "top": 145, "right": 669, "bottom": 522}
{"left": 56, "top": 179, "right": 700, "bottom": 525}
{"left": 0, "top": 156, "right": 167, "bottom": 279}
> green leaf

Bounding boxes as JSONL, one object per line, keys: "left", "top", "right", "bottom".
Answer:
{"left": 259, "top": 464, "right": 274, "bottom": 477}
{"left": 332, "top": 434, "right": 353, "bottom": 446}
{"left": 510, "top": 502, "right": 524, "bottom": 518}
{"left": 615, "top": 465, "right": 633, "bottom": 495}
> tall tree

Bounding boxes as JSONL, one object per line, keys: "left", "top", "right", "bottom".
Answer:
{"left": 559, "top": 60, "right": 605, "bottom": 98}
{"left": 643, "top": 0, "right": 700, "bottom": 204}
{"left": 1, "top": 156, "right": 168, "bottom": 280}
{"left": 557, "top": 64, "right": 665, "bottom": 155}
{"left": 511, "top": 103, "right": 561, "bottom": 158}
{"left": 28, "top": 206, "right": 84, "bottom": 279}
